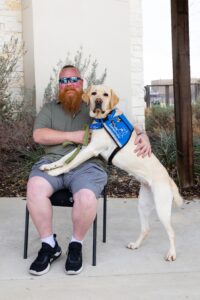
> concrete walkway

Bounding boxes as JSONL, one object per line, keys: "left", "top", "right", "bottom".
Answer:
{"left": 0, "top": 197, "right": 200, "bottom": 300}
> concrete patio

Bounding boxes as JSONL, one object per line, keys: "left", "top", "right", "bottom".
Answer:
{"left": 0, "top": 197, "right": 200, "bottom": 300}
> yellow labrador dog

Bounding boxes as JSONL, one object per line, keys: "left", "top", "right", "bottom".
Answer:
{"left": 40, "top": 85, "right": 183, "bottom": 261}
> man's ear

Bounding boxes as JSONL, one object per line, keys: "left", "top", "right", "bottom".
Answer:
{"left": 109, "top": 89, "right": 119, "bottom": 109}
{"left": 82, "top": 86, "right": 92, "bottom": 105}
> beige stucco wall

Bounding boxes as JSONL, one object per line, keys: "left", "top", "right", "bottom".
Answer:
{"left": 1, "top": 0, "right": 145, "bottom": 127}
{"left": 21, "top": 0, "right": 35, "bottom": 104}
{"left": 22, "top": 0, "right": 132, "bottom": 111}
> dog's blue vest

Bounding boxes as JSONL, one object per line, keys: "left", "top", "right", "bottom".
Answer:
{"left": 90, "top": 109, "right": 134, "bottom": 164}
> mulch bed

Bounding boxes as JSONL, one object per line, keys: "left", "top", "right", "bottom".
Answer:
{"left": 0, "top": 153, "right": 199, "bottom": 199}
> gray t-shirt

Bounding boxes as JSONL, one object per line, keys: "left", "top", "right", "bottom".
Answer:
{"left": 34, "top": 100, "right": 105, "bottom": 168}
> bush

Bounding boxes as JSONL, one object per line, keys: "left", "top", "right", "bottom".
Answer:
{"left": 145, "top": 106, "right": 175, "bottom": 134}
{"left": 146, "top": 103, "right": 200, "bottom": 137}
{"left": 146, "top": 106, "right": 200, "bottom": 183}
{"left": 192, "top": 101, "right": 200, "bottom": 136}
{"left": 150, "top": 130, "right": 176, "bottom": 171}
{"left": 43, "top": 47, "right": 107, "bottom": 103}
{"left": 193, "top": 137, "right": 200, "bottom": 177}
{"left": 0, "top": 36, "right": 25, "bottom": 122}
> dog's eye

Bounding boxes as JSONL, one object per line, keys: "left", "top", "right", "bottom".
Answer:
{"left": 91, "top": 92, "right": 97, "bottom": 96}
{"left": 103, "top": 93, "right": 109, "bottom": 97}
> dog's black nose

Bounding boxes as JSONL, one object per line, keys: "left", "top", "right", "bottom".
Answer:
{"left": 95, "top": 98, "right": 103, "bottom": 109}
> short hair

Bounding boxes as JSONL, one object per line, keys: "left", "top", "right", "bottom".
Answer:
{"left": 61, "top": 65, "right": 81, "bottom": 77}
{"left": 62, "top": 64, "right": 76, "bottom": 70}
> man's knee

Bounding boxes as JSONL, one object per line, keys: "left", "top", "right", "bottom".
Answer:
{"left": 73, "top": 189, "right": 97, "bottom": 209}
{"left": 27, "top": 176, "right": 53, "bottom": 203}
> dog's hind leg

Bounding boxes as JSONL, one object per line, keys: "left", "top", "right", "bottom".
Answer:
{"left": 152, "top": 183, "right": 176, "bottom": 261}
{"left": 127, "top": 183, "right": 154, "bottom": 250}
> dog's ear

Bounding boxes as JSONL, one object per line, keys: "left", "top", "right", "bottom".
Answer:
{"left": 110, "top": 89, "right": 119, "bottom": 109}
{"left": 82, "top": 86, "right": 92, "bottom": 105}
{"left": 82, "top": 92, "right": 90, "bottom": 105}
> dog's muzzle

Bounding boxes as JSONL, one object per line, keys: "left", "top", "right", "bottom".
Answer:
{"left": 93, "top": 98, "right": 105, "bottom": 113}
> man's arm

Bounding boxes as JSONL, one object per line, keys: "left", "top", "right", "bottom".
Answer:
{"left": 33, "top": 126, "right": 151, "bottom": 157}
{"left": 33, "top": 128, "right": 85, "bottom": 145}
{"left": 133, "top": 126, "right": 152, "bottom": 158}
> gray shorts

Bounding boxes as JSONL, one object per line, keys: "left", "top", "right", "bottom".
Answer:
{"left": 29, "top": 159, "right": 108, "bottom": 198}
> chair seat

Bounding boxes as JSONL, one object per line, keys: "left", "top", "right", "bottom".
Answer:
{"left": 50, "top": 189, "right": 74, "bottom": 207}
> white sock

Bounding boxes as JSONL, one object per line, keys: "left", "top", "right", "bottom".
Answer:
{"left": 71, "top": 236, "right": 83, "bottom": 245}
{"left": 41, "top": 234, "right": 55, "bottom": 248}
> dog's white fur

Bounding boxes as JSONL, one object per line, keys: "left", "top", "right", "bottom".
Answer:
{"left": 40, "top": 85, "right": 183, "bottom": 261}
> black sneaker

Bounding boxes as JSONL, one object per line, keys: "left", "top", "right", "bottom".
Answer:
{"left": 29, "top": 234, "right": 62, "bottom": 276}
{"left": 65, "top": 242, "right": 83, "bottom": 275}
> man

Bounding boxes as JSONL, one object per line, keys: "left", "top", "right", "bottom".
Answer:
{"left": 26, "top": 65, "right": 151, "bottom": 276}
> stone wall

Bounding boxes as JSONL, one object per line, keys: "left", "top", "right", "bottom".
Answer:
{"left": 0, "top": 0, "right": 24, "bottom": 102}
{"left": 129, "top": 0, "right": 145, "bottom": 129}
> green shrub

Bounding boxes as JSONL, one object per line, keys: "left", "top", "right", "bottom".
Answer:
{"left": 147, "top": 106, "right": 200, "bottom": 182}
{"left": 193, "top": 137, "right": 200, "bottom": 177}
{"left": 43, "top": 47, "right": 107, "bottom": 103}
{"left": 0, "top": 36, "right": 25, "bottom": 122}
{"left": 192, "top": 101, "right": 200, "bottom": 136}
{"left": 150, "top": 130, "right": 176, "bottom": 171}
{"left": 145, "top": 106, "right": 175, "bottom": 134}
{"left": 16, "top": 144, "right": 45, "bottom": 178}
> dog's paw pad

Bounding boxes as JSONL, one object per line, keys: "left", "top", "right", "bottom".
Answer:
{"left": 127, "top": 242, "right": 138, "bottom": 250}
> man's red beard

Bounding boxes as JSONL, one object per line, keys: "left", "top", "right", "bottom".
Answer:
{"left": 59, "top": 87, "right": 83, "bottom": 114}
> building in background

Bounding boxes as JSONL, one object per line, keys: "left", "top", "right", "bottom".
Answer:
{"left": 0, "top": 0, "right": 145, "bottom": 128}
{"left": 145, "top": 78, "right": 200, "bottom": 107}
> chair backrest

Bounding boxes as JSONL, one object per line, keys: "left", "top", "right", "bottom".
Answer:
{"left": 50, "top": 189, "right": 74, "bottom": 207}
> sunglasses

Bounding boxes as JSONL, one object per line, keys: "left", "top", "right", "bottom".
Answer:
{"left": 59, "top": 77, "right": 82, "bottom": 84}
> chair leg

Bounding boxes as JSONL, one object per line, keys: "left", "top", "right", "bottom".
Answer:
{"left": 23, "top": 198, "right": 103, "bottom": 265}
{"left": 23, "top": 206, "right": 29, "bottom": 259}
{"left": 103, "top": 186, "right": 107, "bottom": 243}
{"left": 92, "top": 215, "right": 97, "bottom": 266}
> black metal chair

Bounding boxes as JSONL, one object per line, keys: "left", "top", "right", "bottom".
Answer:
{"left": 23, "top": 186, "right": 107, "bottom": 266}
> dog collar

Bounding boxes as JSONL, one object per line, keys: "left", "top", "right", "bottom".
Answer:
{"left": 89, "top": 118, "right": 104, "bottom": 129}
{"left": 89, "top": 109, "right": 116, "bottom": 130}
{"left": 90, "top": 109, "right": 134, "bottom": 148}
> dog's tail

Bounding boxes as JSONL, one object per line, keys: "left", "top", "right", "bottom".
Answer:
{"left": 170, "top": 178, "right": 183, "bottom": 207}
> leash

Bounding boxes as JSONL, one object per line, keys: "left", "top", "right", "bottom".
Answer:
{"left": 61, "top": 109, "right": 134, "bottom": 165}
{"left": 62, "top": 124, "right": 90, "bottom": 164}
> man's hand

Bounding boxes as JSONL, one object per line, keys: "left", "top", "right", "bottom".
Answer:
{"left": 71, "top": 129, "right": 92, "bottom": 145}
{"left": 134, "top": 133, "right": 152, "bottom": 158}
{"left": 71, "top": 130, "right": 86, "bottom": 144}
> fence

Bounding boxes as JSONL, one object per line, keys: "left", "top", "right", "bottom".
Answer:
{"left": 144, "top": 83, "right": 200, "bottom": 107}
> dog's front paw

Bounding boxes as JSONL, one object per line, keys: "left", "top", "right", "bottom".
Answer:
{"left": 39, "top": 163, "right": 56, "bottom": 171}
{"left": 46, "top": 169, "right": 63, "bottom": 176}
{"left": 165, "top": 251, "right": 176, "bottom": 262}
{"left": 127, "top": 242, "right": 139, "bottom": 250}
{"left": 39, "top": 164, "right": 48, "bottom": 171}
